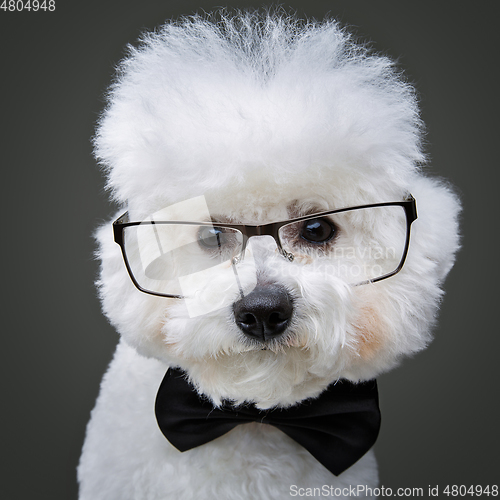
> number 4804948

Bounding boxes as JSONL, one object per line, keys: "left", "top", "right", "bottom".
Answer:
{"left": 1, "top": 0, "right": 56, "bottom": 11}
{"left": 443, "top": 485, "right": 498, "bottom": 496}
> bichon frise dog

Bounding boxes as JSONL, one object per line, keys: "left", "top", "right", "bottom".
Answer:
{"left": 78, "top": 11, "right": 460, "bottom": 500}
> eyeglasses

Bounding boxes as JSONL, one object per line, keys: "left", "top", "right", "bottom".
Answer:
{"left": 113, "top": 195, "right": 417, "bottom": 299}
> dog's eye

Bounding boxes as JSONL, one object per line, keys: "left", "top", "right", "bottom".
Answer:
{"left": 300, "top": 218, "right": 336, "bottom": 244}
{"left": 198, "top": 226, "right": 231, "bottom": 250}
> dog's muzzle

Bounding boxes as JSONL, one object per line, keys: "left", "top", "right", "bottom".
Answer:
{"left": 233, "top": 284, "right": 293, "bottom": 342}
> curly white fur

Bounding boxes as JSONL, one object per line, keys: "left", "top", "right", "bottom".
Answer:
{"left": 79, "top": 10, "right": 460, "bottom": 500}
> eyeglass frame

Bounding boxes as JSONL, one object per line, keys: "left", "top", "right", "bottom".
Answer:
{"left": 112, "top": 194, "right": 417, "bottom": 299}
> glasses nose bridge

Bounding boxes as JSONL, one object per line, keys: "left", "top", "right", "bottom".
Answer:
{"left": 244, "top": 222, "right": 280, "bottom": 247}
{"left": 240, "top": 222, "right": 295, "bottom": 262}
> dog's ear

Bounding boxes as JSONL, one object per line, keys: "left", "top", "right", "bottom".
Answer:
{"left": 94, "top": 216, "right": 170, "bottom": 359}
{"left": 409, "top": 175, "right": 461, "bottom": 283}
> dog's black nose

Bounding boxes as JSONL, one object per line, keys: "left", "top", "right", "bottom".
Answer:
{"left": 233, "top": 285, "right": 293, "bottom": 342}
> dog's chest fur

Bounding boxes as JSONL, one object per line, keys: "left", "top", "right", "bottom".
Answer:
{"left": 78, "top": 341, "right": 378, "bottom": 499}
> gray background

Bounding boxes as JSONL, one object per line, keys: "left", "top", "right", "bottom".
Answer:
{"left": 1, "top": 1, "right": 498, "bottom": 499}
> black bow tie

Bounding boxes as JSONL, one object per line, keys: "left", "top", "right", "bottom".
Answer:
{"left": 155, "top": 368, "right": 381, "bottom": 476}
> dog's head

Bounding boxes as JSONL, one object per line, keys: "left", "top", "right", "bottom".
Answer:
{"left": 95, "top": 12, "right": 460, "bottom": 408}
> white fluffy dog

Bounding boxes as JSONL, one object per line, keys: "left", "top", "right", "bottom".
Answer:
{"left": 78, "top": 11, "right": 460, "bottom": 500}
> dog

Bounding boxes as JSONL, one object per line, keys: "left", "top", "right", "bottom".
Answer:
{"left": 78, "top": 11, "right": 460, "bottom": 499}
